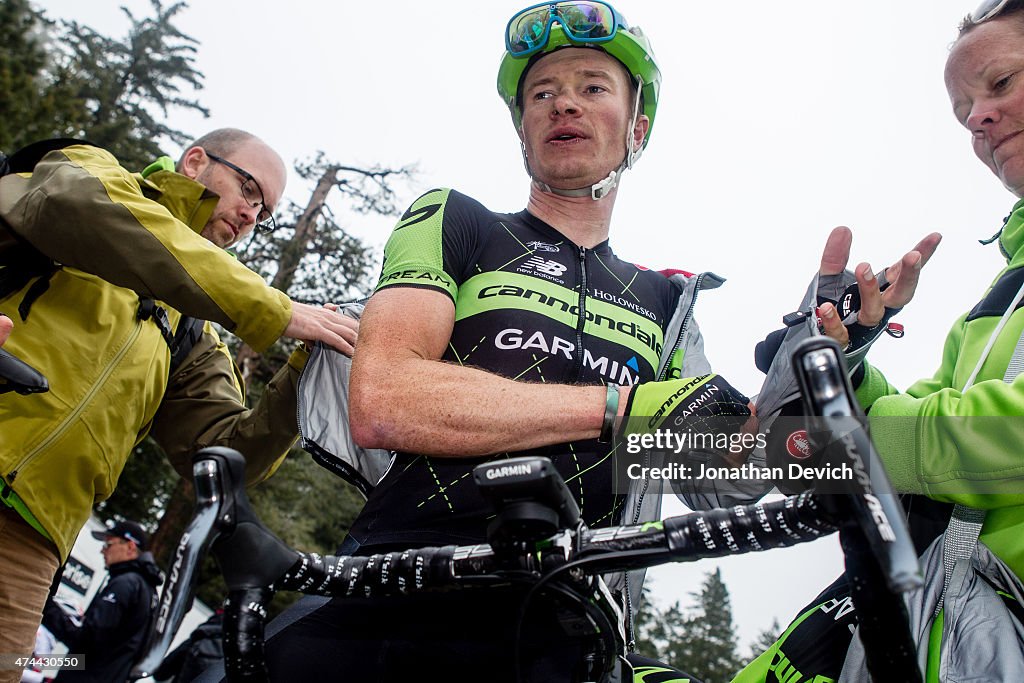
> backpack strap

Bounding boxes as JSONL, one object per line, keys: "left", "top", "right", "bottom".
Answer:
{"left": 137, "top": 298, "right": 204, "bottom": 376}
{"left": 5, "top": 138, "right": 95, "bottom": 173}
{"left": 935, "top": 319, "right": 1024, "bottom": 617}
{"left": 169, "top": 315, "right": 204, "bottom": 375}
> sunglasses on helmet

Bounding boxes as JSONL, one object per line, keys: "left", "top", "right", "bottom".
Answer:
{"left": 967, "top": 0, "right": 1024, "bottom": 24}
{"left": 505, "top": 1, "right": 629, "bottom": 58}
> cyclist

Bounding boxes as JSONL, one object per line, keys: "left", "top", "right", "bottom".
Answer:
{"left": 736, "top": 1, "right": 1024, "bottom": 680}
{"left": 0, "top": 129, "right": 357, "bottom": 679}
{"left": 252, "top": 3, "right": 757, "bottom": 682}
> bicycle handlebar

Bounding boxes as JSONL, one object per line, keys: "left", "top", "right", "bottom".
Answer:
{"left": 131, "top": 447, "right": 843, "bottom": 683}
{"left": 273, "top": 490, "right": 836, "bottom": 600}
{"left": 131, "top": 338, "right": 924, "bottom": 683}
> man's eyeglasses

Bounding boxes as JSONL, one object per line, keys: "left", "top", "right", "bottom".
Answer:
{"left": 966, "top": 0, "right": 1024, "bottom": 25}
{"left": 205, "top": 152, "right": 277, "bottom": 233}
{"left": 103, "top": 538, "right": 128, "bottom": 549}
{"left": 505, "top": 1, "right": 629, "bottom": 59}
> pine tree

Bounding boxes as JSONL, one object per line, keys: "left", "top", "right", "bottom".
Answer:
{"left": 661, "top": 569, "right": 743, "bottom": 683}
{"left": 2, "top": 1, "right": 207, "bottom": 165}
{"left": 0, "top": 0, "right": 87, "bottom": 149}
{"left": 748, "top": 617, "right": 782, "bottom": 660}
{"left": 633, "top": 585, "right": 666, "bottom": 659}
{"left": 50, "top": 0, "right": 209, "bottom": 167}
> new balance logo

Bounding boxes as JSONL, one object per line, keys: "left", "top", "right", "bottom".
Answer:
{"left": 523, "top": 256, "right": 567, "bottom": 277}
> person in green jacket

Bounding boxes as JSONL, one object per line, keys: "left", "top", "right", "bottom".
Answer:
{"left": 735, "top": 1, "right": 1024, "bottom": 681}
{"left": 0, "top": 128, "right": 357, "bottom": 680}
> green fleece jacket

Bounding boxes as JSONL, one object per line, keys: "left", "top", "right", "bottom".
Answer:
{"left": 858, "top": 197, "right": 1024, "bottom": 581}
{"left": 0, "top": 144, "right": 304, "bottom": 560}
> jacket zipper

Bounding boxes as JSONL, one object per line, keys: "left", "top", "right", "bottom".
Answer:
{"left": 7, "top": 318, "right": 145, "bottom": 482}
{"left": 573, "top": 246, "right": 588, "bottom": 381}
{"left": 624, "top": 272, "right": 706, "bottom": 651}
{"left": 656, "top": 272, "right": 705, "bottom": 382}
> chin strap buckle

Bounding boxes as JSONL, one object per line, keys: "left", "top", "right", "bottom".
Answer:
{"left": 590, "top": 171, "right": 618, "bottom": 200}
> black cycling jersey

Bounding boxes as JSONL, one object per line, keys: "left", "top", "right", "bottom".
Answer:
{"left": 349, "top": 188, "right": 687, "bottom": 550}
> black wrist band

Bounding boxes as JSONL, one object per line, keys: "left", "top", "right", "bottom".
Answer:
{"left": 598, "top": 384, "right": 619, "bottom": 444}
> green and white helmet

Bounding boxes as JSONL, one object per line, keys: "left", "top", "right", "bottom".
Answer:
{"left": 496, "top": 1, "right": 662, "bottom": 198}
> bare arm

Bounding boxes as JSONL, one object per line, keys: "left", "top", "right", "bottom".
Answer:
{"left": 348, "top": 287, "right": 608, "bottom": 456}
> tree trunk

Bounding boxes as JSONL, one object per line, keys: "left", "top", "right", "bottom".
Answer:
{"left": 236, "top": 165, "right": 339, "bottom": 390}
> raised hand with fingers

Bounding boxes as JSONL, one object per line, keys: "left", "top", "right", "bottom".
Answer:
{"left": 816, "top": 227, "right": 942, "bottom": 354}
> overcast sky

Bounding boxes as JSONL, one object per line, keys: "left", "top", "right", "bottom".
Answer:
{"left": 35, "top": 0, "right": 1017, "bottom": 651}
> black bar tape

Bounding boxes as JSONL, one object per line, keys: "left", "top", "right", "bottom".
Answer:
{"left": 662, "top": 492, "right": 836, "bottom": 559}
{"left": 223, "top": 587, "right": 273, "bottom": 683}
{"left": 278, "top": 547, "right": 459, "bottom": 599}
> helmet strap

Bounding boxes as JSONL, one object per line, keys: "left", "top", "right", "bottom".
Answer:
{"left": 626, "top": 77, "right": 645, "bottom": 169}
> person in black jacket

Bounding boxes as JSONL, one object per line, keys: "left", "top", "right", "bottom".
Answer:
{"left": 42, "top": 520, "right": 162, "bottom": 682}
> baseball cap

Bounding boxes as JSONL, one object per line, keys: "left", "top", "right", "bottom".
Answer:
{"left": 91, "top": 520, "right": 149, "bottom": 551}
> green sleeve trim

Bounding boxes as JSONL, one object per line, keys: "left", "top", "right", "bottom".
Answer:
{"left": 376, "top": 188, "right": 457, "bottom": 300}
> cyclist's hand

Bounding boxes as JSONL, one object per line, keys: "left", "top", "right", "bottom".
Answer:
{"left": 621, "top": 375, "right": 758, "bottom": 467}
{"left": 818, "top": 227, "right": 941, "bottom": 348}
{"left": 284, "top": 302, "right": 359, "bottom": 356}
{"left": 0, "top": 314, "right": 11, "bottom": 347}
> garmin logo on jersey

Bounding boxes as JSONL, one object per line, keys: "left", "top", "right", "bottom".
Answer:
{"left": 591, "top": 288, "right": 658, "bottom": 321}
{"left": 395, "top": 202, "right": 441, "bottom": 230}
{"left": 485, "top": 462, "right": 532, "bottom": 479}
{"left": 479, "top": 285, "right": 663, "bottom": 356}
{"left": 649, "top": 375, "right": 710, "bottom": 427}
{"left": 495, "top": 328, "right": 640, "bottom": 384}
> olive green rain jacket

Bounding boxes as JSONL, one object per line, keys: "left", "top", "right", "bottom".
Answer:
{"left": 0, "top": 144, "right": 306, "bottom": 561}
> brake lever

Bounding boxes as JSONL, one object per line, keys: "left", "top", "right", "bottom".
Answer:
{"left": 130, "top": 447, "right": 299, "bottom": 681}
{"left": 791, "top": 336, "right": 921, "bottom": 592}
{"left": 0, "top": 347, "right": 48, "bottom": 395}
{"left": 792, "top": 337, "right": 923, "bottom": 683}
{"left": 130, "top": 449, "right": 235, "bottom": 679}
{"left": 210, "top": 447, "right": 301, "bottom": 683}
